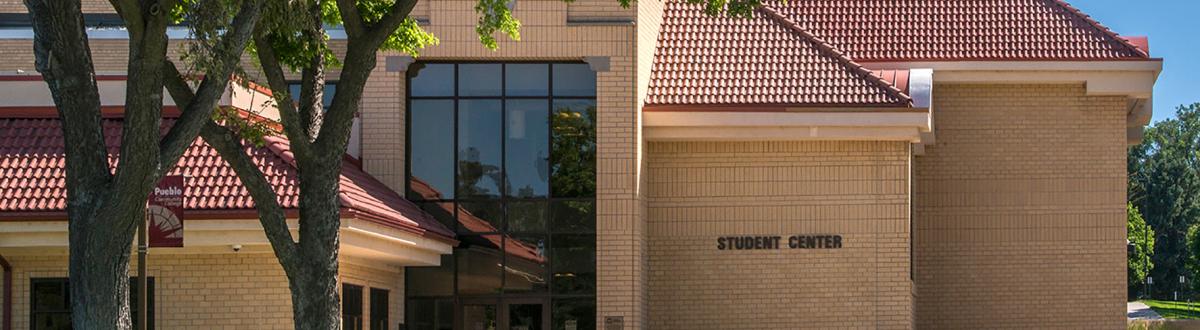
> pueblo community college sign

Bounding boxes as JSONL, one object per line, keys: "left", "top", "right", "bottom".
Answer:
{"left": 147, "top": 175, "right": 185, "bottom": 248}
{"left": 716, "top": 235, "right": 843, "bottom": 250}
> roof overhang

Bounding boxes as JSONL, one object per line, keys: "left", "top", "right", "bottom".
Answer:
{"left": 0, "top": 74, "right": 279, "bottom": 117}
{"left": 643, "top": 69, "right": 935, "bottom": 146}
{"left": 860, "top": 60, "right": 1162, "bottom": 145}
{"left": 0, "top": 217, "right": 455, "bottom": 267}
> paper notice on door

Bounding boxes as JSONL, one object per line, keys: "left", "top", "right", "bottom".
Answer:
{"left": 565, "top": 320, "right": 577, "bottom": 330}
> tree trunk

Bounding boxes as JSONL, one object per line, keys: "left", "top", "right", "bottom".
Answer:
{"left": 287, "top": 262, "right": 341, "bottom": 330}
{"left": 68, "top": 216, "right": 136, "bottom": 329}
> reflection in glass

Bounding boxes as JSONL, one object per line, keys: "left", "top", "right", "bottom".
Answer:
{"left": 551, "top": 201, "right": 595, "bottom": 233}
{"left": 406, "top": 63, "right": 597, "bottom": 330}
{"left": 551, "top": 100, "right": 597, "bottom": 198}
{"left": 459, "top": 64, "right": 502, "bottom": 96}
{"left": 506, "top": 99, "right": 550, "bottom": 198}
{"left": 409, "top": 64, "right": 455, "bottom": 96}
{"left": 550, "top": 234, "right": 596, "bottom": 294}
{"left": 407, "top": 298, "right": 436, "bottom": 330}
{"left": 458, "top": 100, "right": 503, "bottom": 198}
{"left": 407, "top": 254, "right": 453, "bottom": 296}
{"left": 509, "top": 304, "right": 545, "bottom": 330}
{"left": 458, "top": 202, "right": 503, "bottom": 234}
{"left": 505, "top": 235, "right": 548, "bottom": 293}
{"left": 409, "top": 99, "right": 456, "bottom": 200}
{"left": 509, "top": 201, "right": 547, "bottom": 233}
{"left": 438, "top": 300, "right": 454, "bottom": 330}
{"left": 457, "top": 235, "right": 504, "bottom": 295}
{"left": 506, "top": 64, "right": 549, "bottom": 96}
{"left": 552, "top": 298, "right": 596, "bottom": 330}
{"left": 462, "top": 303, "right": 498, "bottom": 330}
{"left": 416, "top": 202, "right": 456, "bottom": 231}
{"left": 552, "top": 64, "right": 596, "bottom": 97}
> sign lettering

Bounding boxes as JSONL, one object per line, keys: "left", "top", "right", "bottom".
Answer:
{"left": 148, "top": 175, "right": 185, "bottom": 248}
{"left": 717, "top": 235, "right": 843, "bottom": 250}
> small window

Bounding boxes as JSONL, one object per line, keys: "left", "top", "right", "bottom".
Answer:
{"left": 343, "top": 284, "right": 365, "bottom": 330}
{"left": 287, "top": 82, "right": 338, "bottom": 109}
{"left": 30, "top": 277, "right": 154, "bottom": 330}
{"left": 370, "top": 288, "right": 389, "bottom": 330}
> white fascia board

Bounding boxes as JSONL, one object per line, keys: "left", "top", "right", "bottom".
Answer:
{"left": 644, "top": 111, "right": 930, "bottom": 130}
{"left": 646, "top": 126, "right": 924, "bottom": 142}
{"left": 644, "top": 111, "right": 932, "bottom": 142}
{"left": 860, "top": 60, "right": 1163, "bottom": 74}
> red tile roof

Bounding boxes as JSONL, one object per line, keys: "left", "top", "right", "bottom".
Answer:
{"left": 647, "top": 0, "right": 1152, "bottom": 109}
{"left": 0, "top": 116, "right": 455, "bottom": 241}
{"left": 769, "top": 0, "right": 1149, "bottom": 62}
{"left": 647, "top": 4, "right": 912, "bottom": 108}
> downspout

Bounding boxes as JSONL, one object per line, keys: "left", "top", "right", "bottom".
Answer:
{"left": 0, "top": 253, "right": 11, "bottom": 330}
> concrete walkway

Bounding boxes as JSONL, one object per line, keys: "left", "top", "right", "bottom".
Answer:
{"left": 1129, "top": 301, "right": 1165, "bottom": 320}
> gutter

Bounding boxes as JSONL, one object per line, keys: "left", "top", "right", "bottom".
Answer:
{"left": 1, "top": 253, "right": 11, "bottom": 330}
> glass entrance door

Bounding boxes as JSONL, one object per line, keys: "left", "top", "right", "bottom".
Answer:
{"left": 460, "top": 300, "right": 497, "bottom": 330}
{"left": 504, "top": 299, "right": 549, "bottom": 330}
{"left": 459, "top": 298, "right": 549, "bottom": 330}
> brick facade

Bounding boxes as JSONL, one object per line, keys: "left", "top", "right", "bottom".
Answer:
{"left": 913, "top": 84, "right": 1128, "bottom": 328}
{"left": 0, "top": 252, "right": 401, "bottom": 329}
{"left": 645, "top": 141, "right": 913, "bottom": 329}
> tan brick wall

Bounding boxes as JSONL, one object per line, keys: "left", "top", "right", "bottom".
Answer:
{"left": 0, "top": 251, "right": 403, "bottom": 330}
{"left": 567, "top": 0, "right": 635, "bottom": 21}
{"left": 913, "top": 84, "right": 1127, "bottom": 328}
{"left": 646, "top": 141, "right": 913, "bottom": 329}
{"left": 5, "top": 251, "right": 294, "bottom": 329}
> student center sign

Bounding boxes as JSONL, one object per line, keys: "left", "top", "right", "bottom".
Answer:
{"left": 0, "top": 0, "right": 1162, "bottom": 329}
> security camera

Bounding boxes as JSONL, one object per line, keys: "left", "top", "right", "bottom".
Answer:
{"left": 232, "top": 244, "right": 242, "bottom": 252}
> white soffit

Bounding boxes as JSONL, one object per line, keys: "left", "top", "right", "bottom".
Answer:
{"left": 644, "top": 111, "right": 932, "bottom": 142}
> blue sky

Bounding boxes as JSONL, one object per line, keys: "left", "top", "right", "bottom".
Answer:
{"left": 1069, "top": 0, "right": 1200, "bottom": 122}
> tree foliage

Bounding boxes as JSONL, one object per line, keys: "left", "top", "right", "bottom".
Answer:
{"left": 1129, "top": 203, "right": 1155, "bottom": 298}
{"left": 1129, "top": 103, "right": 1200, "bottom": 299}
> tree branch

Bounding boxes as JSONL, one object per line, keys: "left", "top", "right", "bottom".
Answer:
{"left": 109, "top": 0, "right": 172, "bottom": 218}
{"left": 364, "top": 0, "right": 418, "bottom": 45}
{"left": 200, "top": 122, "right": 300, "bottom": 266}
{"left": 158, "top": 0, "right": 264, "bottom": 177}
{"left": 25, "top": 0, "right": 114, "bottom": 217}
{"left": 310, "top": 0, "right": 414, "bottom": 161}
{"left": 252, "top": 30, "right": 315, "bottom": 158}
{"left": 296, "top": 0, "right": 327, "bottom": 139}
{"left": 163, "top": 67, "right": 300, "bottom": 266}
{"left": 107, "top": 0, "right": 144, "bottom": 38}
{"left": 334, "top": 0, "right": 366, "bottom": 38}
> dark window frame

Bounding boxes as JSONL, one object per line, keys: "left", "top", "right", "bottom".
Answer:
{"left": 369, "top": 288, "right": 390, "bottom": 330}
{"left": 404, "top": 61, "right": 598, "bottom": 330}
{"left": 29, "top": 277, "right": 155, "bottom": 330}
{"left": 343, "top": 283, "right": 365, "bottom": 330}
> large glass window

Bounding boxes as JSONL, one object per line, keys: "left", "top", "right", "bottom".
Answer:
{"left": 406, "top": 62, "right": 596, "bottom": 330}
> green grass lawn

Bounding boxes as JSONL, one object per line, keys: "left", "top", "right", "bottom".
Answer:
{"left": 1142, "top": 300, "right": 1200, "bottom": 319}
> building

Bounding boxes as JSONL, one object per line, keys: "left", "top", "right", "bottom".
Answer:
{"left": 0, "top": 0, "right": 1160, "bottom": 329}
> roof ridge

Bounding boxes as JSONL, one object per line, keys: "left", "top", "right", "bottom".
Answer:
{"left": 1044, "top": 0, "right": 1150, "bottom": 58}
{"left": 756, "top": 5, "right": 912, "bottom": 106}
